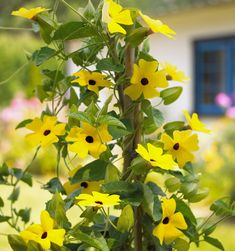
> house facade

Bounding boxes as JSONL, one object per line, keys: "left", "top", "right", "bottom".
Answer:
{"left": 149, "top": 0, "right": 235, "bottom": 120}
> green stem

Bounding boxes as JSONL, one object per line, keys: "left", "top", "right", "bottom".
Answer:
{"left": 14, "top": 146, "right": 40, "bottom": 187}
{"left": 0, "top": 62, "right": 28, "bottom": 86}
{"left": 0, "top": 26, "right": 33, "bottom": 31}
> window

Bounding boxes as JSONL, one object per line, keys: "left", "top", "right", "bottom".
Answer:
{"left": 194, "top": 36, "right": 235, "bottom": 115}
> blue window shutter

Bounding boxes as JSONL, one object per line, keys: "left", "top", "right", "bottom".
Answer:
{"left": 195, "top": 37, "right": 235, "bottom": 115}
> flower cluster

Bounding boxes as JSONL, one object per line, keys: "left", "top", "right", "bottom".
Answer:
{"left": 4, "top": 1, "right": 222, "bottom": 251}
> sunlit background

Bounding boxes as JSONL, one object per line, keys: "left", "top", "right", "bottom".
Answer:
{"left": 1, "top": 0, "right": 235, "bottom": 250}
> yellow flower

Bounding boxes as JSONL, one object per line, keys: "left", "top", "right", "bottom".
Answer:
{"left": 63, "top": 167, "right": 103, "bottom": 195}
{"left": 124, "top": 59, "right": 168, "bottom": 100}
{"left": 20, "top": 210, "right": 65, "bottom": 249}
{"left": 76, "top": 191, "right": 121, "bottom": 207}
{"left": 161, "top": 130, "right": 199, "bottom": 168}
{"left": 11, "top": 7, "right": 48, "bottom": 20}
{"left": 25, "top": 116, "right": 66, "bottom": 148}
{"left": 184, "top": 110, "right": 211, "bottom": 134}
{"left": 72, "top": 70, "right": 112, "bottom": 95}
{"left": 136, "top": 143, "right": 178, "bottom": 170}
{"left": 102, "top": 0, "right": 133, "bottom": 34}
{"left": 139, "top": 11, "right": 176, "bottom": 38}
{"left": 66, "top": 123, "right": 112, "bottom": 159}
{"left": 161, "top": 62, "right": 190, "bottom": 82}
{"left": 153, "top": 198, "right": 187, "bottom": 245}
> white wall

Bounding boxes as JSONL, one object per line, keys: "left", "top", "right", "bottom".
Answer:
{"left": 150, "top": 3, "right": 235, "bottom": 121}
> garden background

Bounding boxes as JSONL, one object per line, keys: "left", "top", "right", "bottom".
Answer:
{"left": 0, "top": 0, "right": 235, "bottom": 250}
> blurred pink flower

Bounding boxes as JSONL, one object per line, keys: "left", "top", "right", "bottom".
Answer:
{"left": 215, "top": 93, "right": 232, "bottom": 108}
{"left": 226, "top": 106, "right": 235, "bottom": 118}
{"left": 0, "top": 93, "right": 41, "bottom": 122}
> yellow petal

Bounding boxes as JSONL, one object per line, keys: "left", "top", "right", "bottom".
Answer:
{"left": 162, "top": 198, "right": 176, "bottom": 218}
{"left": 161, "top": 133, "right": 174, "bottom": 150}
{"left": 11, "top": 7, "right": 47, "bottom": 20}
{"left": 164, "top": 224, "right": 184, "bottom": 244}
{"left": 40, "top": 210, "right": 54, "bottom": 231}
{"left": 41, "top": 133, "right": 59, "bottom": 148}
{"left": 48, "top": 229, "right": 65, "bottom": 247}
{"left": 140, "top": 11, "right": 176, "bottom": 38}
{"left": 68, "top": 142, "right": 89, "bottom": 159}
{"left": 138, "top": 59, "right": 159, "bottom": 75}
{"left": 26, "top": 118, "right": 42, "bottom": 132}
{"left": 143, "top": 86, "right": 160, "bottom": 99}
{"left": 52, "top": 123, "right": 66, "bottom": 136}
{"left": 152, "top": 223, "right": 166, "bottom": 245}
{"left": 155, "top": 70, "right": 169, "bottom": 88}
{"left": 124, "top": 84, "right": 143, "bottom": 100}
{"left": 112, "top": 9, "right": 133, "bottom": 25}
{"left": 136, "top": 144, "right": 150, "bottom": 161}
{"left": 108, "top": 20, "right": 126, "bottom": 34}
{"left": 171, "top": 212, "right": 187, "bottom": 230}
{"left": 25, "top": 133, "right": 42, "bottom": 147}
{"left": 98, "top": 125, "right": 112, "bottom": 142}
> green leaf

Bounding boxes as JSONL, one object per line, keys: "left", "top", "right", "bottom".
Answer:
{"left": 210, "top": 197, "right": 232, "bottom": 216}
{"left": 46, "top": 192, "right": 71, "bottom": 229}
{"left": 0, "top": 197, "right": 4, "bottom": 207}
{"left": 8, "top": 235, "right": 27, "bottom": 251}
{"left": 127, "top": 27, "right": 149, "bottom": 47}
{"left": 165, "top": 177, "right": 181, "bottom": 192}
{"left": 117, "top": 205, "right": 134, "bottom": 233}
{"left": 188, "top": 188, "right": 209, "bottom": 203}
{"left": 180, "top": 183, "right": 198, "bottom": 199}
{"left": 0, "top": 215, "right": 11, "bottom": 222}
{"left": 160, "top": 86, "right": 183, "bottom": 105}
{"left": 173, "top": 238, "right": 190, "bottom": 251}
{"left": 204, "top": 236, "right": 224, "bottom": 251}
{"left": 83, "top": 0, "right": 96, "bottom": 19}
{"left": 53, "top": 22, "right": 94, "bottom": 41}
{"left": 69, "top": 111, "right": 93, "bottom": 124}
{"left": 37, "top": 15, "right": 55, "bottom": 44}
{"left": 142, "top": 100, "right": 164, "bottom": 134}
{"left": 21, "top": 173, "right": 33, "bottom": 187}
{"left": 96, "top": 58, "right": 124, "bottom": 72}
{"left": 71, "top": 160, "right": 108, "bottom": 184}
{"left": 100, "top": 95, "right": 113, "bottom": 115}
{"left": 138, "top": 51, "right": 154, "bottom": 61}
{"left": 15, "top": 119, "right": 32, "bottom": 129}
{"left": 18, "top": 208, "right": 31, "bottom": 224}
{"left": 102, "top": 181, "right": 139, "bottom": 194}
{"left": 163, "top": 121, "right": 185, "bottom": 132}
{"left": 142, "top": 184, "right": 162, "bottom": 221}
{"left": 175, "top": 197, "right": 197, "bottom": 225}
{"left": 70, "top": 228, "right": 110, "bottom": 251}
{"left": 98, "top": 115, "right": 126, "bottom": 128}
{"left": 43, "top": 177, "right": 64, "bottom": 194}
{"left": 105, "top": 163, "right": 120, "bottom": 182}
{"left": 131, "top": 157, "right": 148, "bottom": 175}
{"left": 32, "top": 47, "right": 57, "bottom": 66}
{"left": 27, "top": 241, "right": 44, "bottom": 251}
{"left": 8, "top": 187, "right": 20, "bottom": 203}
{"left": 108, "top": 126, "right": 131, "bottom": 139}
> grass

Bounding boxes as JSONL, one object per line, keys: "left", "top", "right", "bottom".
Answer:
{"left": 0, "top": 179, "right": 234, "bottom": 250}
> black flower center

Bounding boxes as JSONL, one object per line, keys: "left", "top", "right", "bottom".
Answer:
{"left": 81, "top": 181, "right": 88, "bottom": 188}
{"left": 43, "top": 130, "right": 51, "bottom": 136}
{"left": 166, "top": 75, "right": 173, "bottom": 81}
{"left": 95, "top": 201, "right": 103, "bottom": 205}
{"left": 85, "top": 136, "right": 94, "bottom": 143}
{"left": 162, "top": 217, "right": 170, "bottom": 225}
{"left": 41, "top": 232, "right": 48, "bottom": 239}
{"left": 173, "top": 143, "right": 180, "bottom": 150}
{"left": 89, "top": 79, "right": 96, "bottom": 85}
{"left": 150, "top": 159, "right": 154, "bottom": 161}
{"left": 141, "top": 78, "right": 149, "bottom": 85}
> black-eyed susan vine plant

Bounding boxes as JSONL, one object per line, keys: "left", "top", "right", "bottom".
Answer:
{"left": 1, "top": 1, "right": 234, "bottom": 251}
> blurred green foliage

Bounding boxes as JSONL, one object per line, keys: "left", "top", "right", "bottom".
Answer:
{"left": 198, "top": 118, "right": 235, "bottom": 201}
{"left": 0, "top": 34, "right": 43, "bottom": 107}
